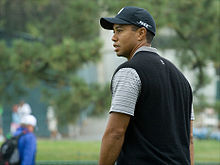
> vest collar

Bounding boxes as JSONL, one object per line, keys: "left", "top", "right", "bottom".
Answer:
{"left": 133, "top": 46, "right": 158, "bottom": 57}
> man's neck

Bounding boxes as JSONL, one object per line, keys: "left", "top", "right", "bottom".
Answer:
{"left": 128, "top": 42, "right": 151, "bottom": 60}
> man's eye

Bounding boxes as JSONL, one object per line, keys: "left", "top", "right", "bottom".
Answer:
{"left": 116, "top": 29, "right": 122, "bottom": 33}
{"left": 113, "top": 29, "right": 122, "bottom": 34}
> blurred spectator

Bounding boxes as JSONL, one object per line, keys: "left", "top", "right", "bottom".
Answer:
{"left": 193, "top": 127, "right": 209, "bottom": 139}
{"left": 193, "top": 127, "right": 220, "bottom": 141}
{"left": 10, "top": 104, "right": 21, "bottom": 134}
{"left": 18, "top": 100, "right": 32, "bottom": 120}
{"left": 47, "top": 106, "right": 59, "bottom": 139}
{"left": 14, "top": 115, "right": 37, "bottom": 165}
{"left": 210, "top": 131, "right": 220, "bottom": 141}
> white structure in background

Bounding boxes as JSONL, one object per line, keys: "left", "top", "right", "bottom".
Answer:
{"left": 75, "top": 115, "right": 108, "bottom": 141}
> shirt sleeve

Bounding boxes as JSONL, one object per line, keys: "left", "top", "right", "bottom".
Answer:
{"left": 110, "top": 68, "right": 141, "bottom": 116}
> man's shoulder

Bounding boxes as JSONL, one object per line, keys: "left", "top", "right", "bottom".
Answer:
{"left": 25, "top": 132, "right": 35, "bottom": 137}
{"left": 114, "top": 61, "right": 137, "bottom": 77}
{"left": 18, "top": 131, "right": 35, "bottom": 140}
{"left": 19, "top": 133, "right": 36, "bottom": 145}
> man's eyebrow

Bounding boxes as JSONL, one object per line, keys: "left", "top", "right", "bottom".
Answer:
{"left": 114, "top": 25, "right": 125, "bottom": 29}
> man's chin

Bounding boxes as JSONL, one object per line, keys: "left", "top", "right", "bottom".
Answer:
{"left": 116, "top": 52, "right": 123, "bottom": 57}
{"left": 116, "top": 53, "right": 127, "bottom": 58}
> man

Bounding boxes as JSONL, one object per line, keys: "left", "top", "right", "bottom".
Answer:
{"left": 99, "top": 6, "right": 194, "bottom": 165}
{"left": 14, "top": 115, "right": 37, "bottom": 165}
{"left": 47, "top": 106, "right": 58, "bottom": 139}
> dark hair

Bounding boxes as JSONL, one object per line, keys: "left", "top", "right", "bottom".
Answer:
{"left": 131, "top": 25, "right": 154, "bottom": 43}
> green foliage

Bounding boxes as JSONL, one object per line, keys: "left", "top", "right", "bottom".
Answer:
{"left": 33, "top": 0, "right": 101, "bottom": 44}
{"left": 0, "top": 41, "right": 10, "bottom": 70}
{"left": 46, "top": 81, "right": 111, "bottom": 125}
{"left": 0, "top": 0, "right": 109, "bottom": 125}
{"left": 162, "top": 0, "right": 219, "bottom": 94}
{"left": 90, "top": 83, "right": 111, "bottom": 116}
{"left": 0, "top": 41, "right": 27, "bottom": 103}
{"left": 100, "top": 0, "right": 135, "bottom": 13}
{"left": 0, "top": 0, "right": 219, "bottom": 124}
{"left": 158, "top": 0, "right": 219, "bottom": 107}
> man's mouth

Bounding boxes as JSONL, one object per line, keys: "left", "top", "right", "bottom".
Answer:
{"left": 113, "top": 44, "right": 120, "bottom": 52}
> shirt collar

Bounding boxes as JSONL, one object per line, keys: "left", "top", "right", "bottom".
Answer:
{"left": 133, "top": 46, "right": 158, "bottom": 57}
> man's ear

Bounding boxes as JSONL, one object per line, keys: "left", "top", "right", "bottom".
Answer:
{"left": 137, "top": 27, "right": 147, "bottom": 41}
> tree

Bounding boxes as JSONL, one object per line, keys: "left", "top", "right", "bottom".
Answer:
{"left": 0, "top": 0, "right": 219, "bottom": 125}
{"left": 0, "top": 0, "right": 111, "bottom": 125}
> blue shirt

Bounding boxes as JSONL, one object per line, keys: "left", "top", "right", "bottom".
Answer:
{"left": 14, "top": 127, "right": 37, "bottom": 165}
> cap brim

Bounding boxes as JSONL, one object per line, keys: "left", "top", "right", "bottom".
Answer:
{"left": 100, "top": 17, "right": 130, "bottom": 30}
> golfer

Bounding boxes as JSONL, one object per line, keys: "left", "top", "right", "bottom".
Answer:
{"left": 99, "top": 6, "right": 194, "bottom": 165}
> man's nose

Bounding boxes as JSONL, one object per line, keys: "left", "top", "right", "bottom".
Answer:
{"left": 112, "top": 33, "right": 117, "bottom": 42}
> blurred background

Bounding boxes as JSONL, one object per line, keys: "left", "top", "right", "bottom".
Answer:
{"left": 0, "top": 0, "right": 219, "bottom": 164}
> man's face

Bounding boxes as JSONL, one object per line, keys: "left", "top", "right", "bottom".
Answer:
{"left": 112, "top": 24, "right": 139, "bottom": 59}
{"left": 27, "top": 125, "right": 34, "bottom": 132}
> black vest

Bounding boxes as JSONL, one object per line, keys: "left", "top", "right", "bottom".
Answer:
{"left": 112, "top": 51, "right": 192, "bottom": 165}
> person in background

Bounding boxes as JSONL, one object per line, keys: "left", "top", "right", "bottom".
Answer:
{"left": 14, "top": 115, "right": 37, "bottom": 165}
{"left": 18, "top": 100, "right": 32, "bottom": 120}
{"left": 47, "top": 106, "right": 59, "bottom": 139}
{"left": 99, "top": 6, "right": 194, "bottom": 165}
{"left": 10, "top": 104, "right": 20, "bottom": 134}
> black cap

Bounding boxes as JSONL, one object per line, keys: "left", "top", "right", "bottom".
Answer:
{"left": 100, "top": 6, "right": 156, "bottom": 35}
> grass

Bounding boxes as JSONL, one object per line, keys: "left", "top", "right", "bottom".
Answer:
{"left": 37, "top": 140, "right": 100, "bottom": 161}
{"left": 194, "top": 139, "right": 220, "bottom": 162}
{"left": 1, "top": 138, "right": 219, "bottom": 162}
{"left": 36, "top": 139, "right": 220, "bottom": 162}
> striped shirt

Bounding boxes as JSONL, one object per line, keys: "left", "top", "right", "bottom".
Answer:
{"left": 110, "top": 46, "right": 195, "bottom": 120}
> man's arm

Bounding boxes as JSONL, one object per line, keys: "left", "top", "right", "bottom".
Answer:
{"left": 190, "top": 120, "right": 194, "bottom": 165}
{"left": 99, "top": 112, "right": 130, "bottom": 165}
